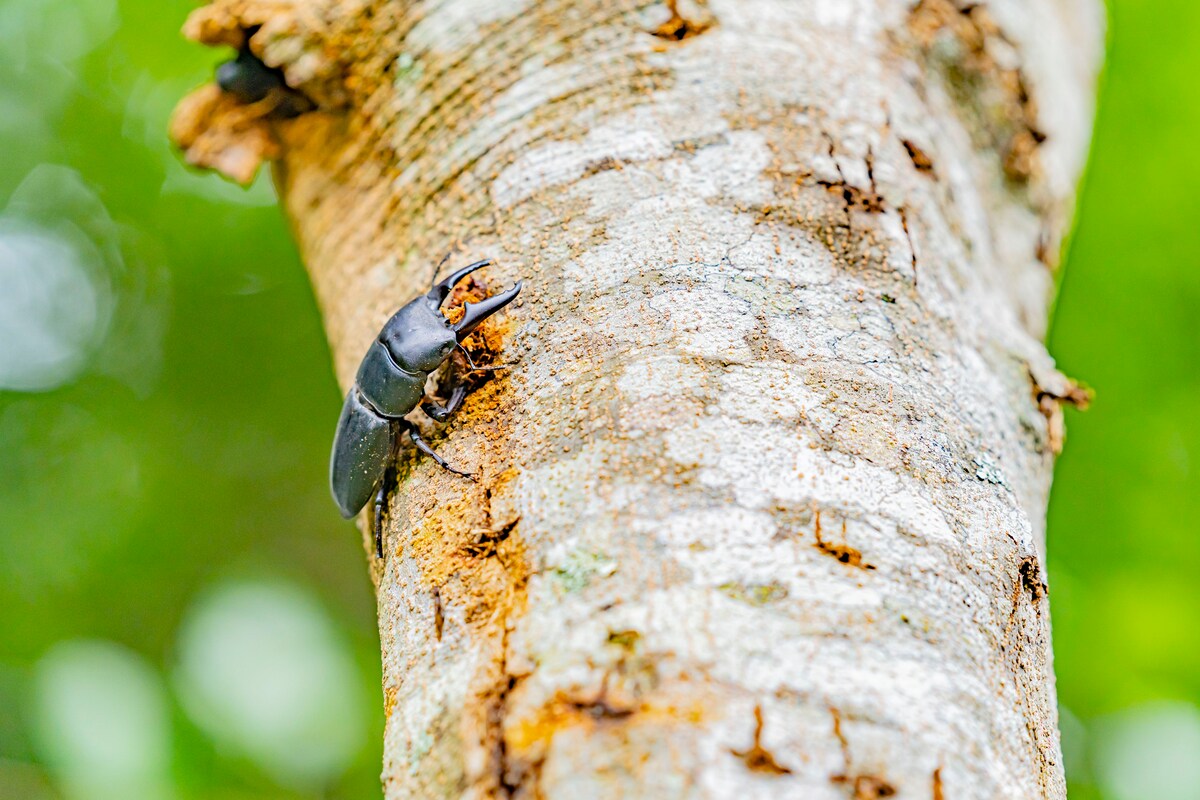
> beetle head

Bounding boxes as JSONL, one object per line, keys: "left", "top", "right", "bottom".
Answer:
{"left": 378, "top": 300, "right": 458, "bottom": 374}
{"left": 381, "top": 260, "right": 521, "bottom": 374}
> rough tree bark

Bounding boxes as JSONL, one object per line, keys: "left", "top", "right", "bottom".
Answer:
{"left": 172, "top": 0, "right": 1103, "bottom": 797}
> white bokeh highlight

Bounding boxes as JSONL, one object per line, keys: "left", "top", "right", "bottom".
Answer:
{"left": 33, "top": 640, "right": 175, "bottom": 800}
{"left": 0, "top": 223, "right": 108, "bottom": 391}
{"left": 173, "top": 579, "right": 368, "bottom": 789}
{"left": 1095, "top": 701, "right": 1200, "bottom": 800}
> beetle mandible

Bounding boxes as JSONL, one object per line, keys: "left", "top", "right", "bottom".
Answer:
{"left": 330, "top": 259, "right": 521, "bottom": 554}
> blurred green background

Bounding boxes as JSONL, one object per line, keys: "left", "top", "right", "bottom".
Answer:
{"left": 0, "top": 1, "right": 1195, "bottom": 798}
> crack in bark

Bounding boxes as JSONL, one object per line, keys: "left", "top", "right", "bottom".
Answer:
{"left": 898, "top": 205, "right": 919, "bottom": 287}
{"left": 651, "top": 0, "right": 716, "bottom": 41}
{"left": 469, "top": 473, "right": 533, "bottom": 798}
{"left": 902, "top": 139, "right": 937, "bottom": 176}
{"left": 492, "top": 649, "right": 521, "bottom": 798}
{"left": 812, "top": 506, "right": 877, "bottom": 570}
{"left": 817, "top": 136, "right": 887, "bottom": 220}
{"left": 830, "top": 707, "right": 897, "bottom": 798}
{"left": 484, "top": 553, "right": 530, "bottom": 798}
{"left": 463, "top": 517, "right": 522, "bottom": 559}
{"left": 731, "top": 705, "right": 793, "bottom": 775}
{"left": 1019, "top": 556, "right": 1047, "bottom": 603}
{"left": 433, "top": 585, "right": 444, "bottom": 641}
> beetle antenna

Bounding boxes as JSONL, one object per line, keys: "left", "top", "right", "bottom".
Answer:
{"left": 456, "top": 343, "right": 512, "bottom": 372}
{"left": 427, "top": 251, "right": 453, "bottom": 289}
{"left": 428, "top": 259, "right": 491, "bottom": 306}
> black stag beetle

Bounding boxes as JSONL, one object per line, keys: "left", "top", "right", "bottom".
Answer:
{"left": 330, "top": 259, "right": 521, "bottom": 556}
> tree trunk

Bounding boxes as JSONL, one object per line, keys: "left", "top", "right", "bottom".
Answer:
{"left": 172, "top": 0, "right": 1103, "bottom": 797}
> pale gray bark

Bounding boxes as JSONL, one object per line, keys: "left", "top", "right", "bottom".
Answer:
{"left": 174, "top": 1, "right": 1103, "bottom": 797}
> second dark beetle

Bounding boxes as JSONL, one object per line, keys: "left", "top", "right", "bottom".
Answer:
{"left": 216, "top": 48, "right": 286, "bottom": 104}
{"left": 215, "top": 33, "right": 312, "bottom": 117}
{"left": 330, "top": 260, "right": 521, "bottom": 552}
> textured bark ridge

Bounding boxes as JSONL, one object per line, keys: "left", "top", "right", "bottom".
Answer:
{"left": 174, "top": 1, "right": 1103, "bottom": 797}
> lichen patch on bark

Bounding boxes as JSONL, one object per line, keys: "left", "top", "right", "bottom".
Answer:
{"left": 907, "top": 0, "right": 1046, "bottom": 185}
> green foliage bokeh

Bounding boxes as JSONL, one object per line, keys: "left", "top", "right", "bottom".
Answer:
{"left": 0, "top": 1, "right": 1195, "bottom": 798}
{"left": 0, "top": 1, "right": 380, "bottom": 797}
{"left": 1045, "top": 0, "right": 1200, "bottom": 794}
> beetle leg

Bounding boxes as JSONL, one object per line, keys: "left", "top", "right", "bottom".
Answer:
{"left": 402, "top": 421, "right": 475, "bottom": 478}
{"left": 421, "top": 384, "right": 467, "bottom": 423}
{"left": 373, "top": 461, "right": 397, "bottom": 558}
{"left": 421, "top": 348, "right": 468, "bottom": 423}
{"left": 372, "top": 483, "right": 386, "bottom": 558}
